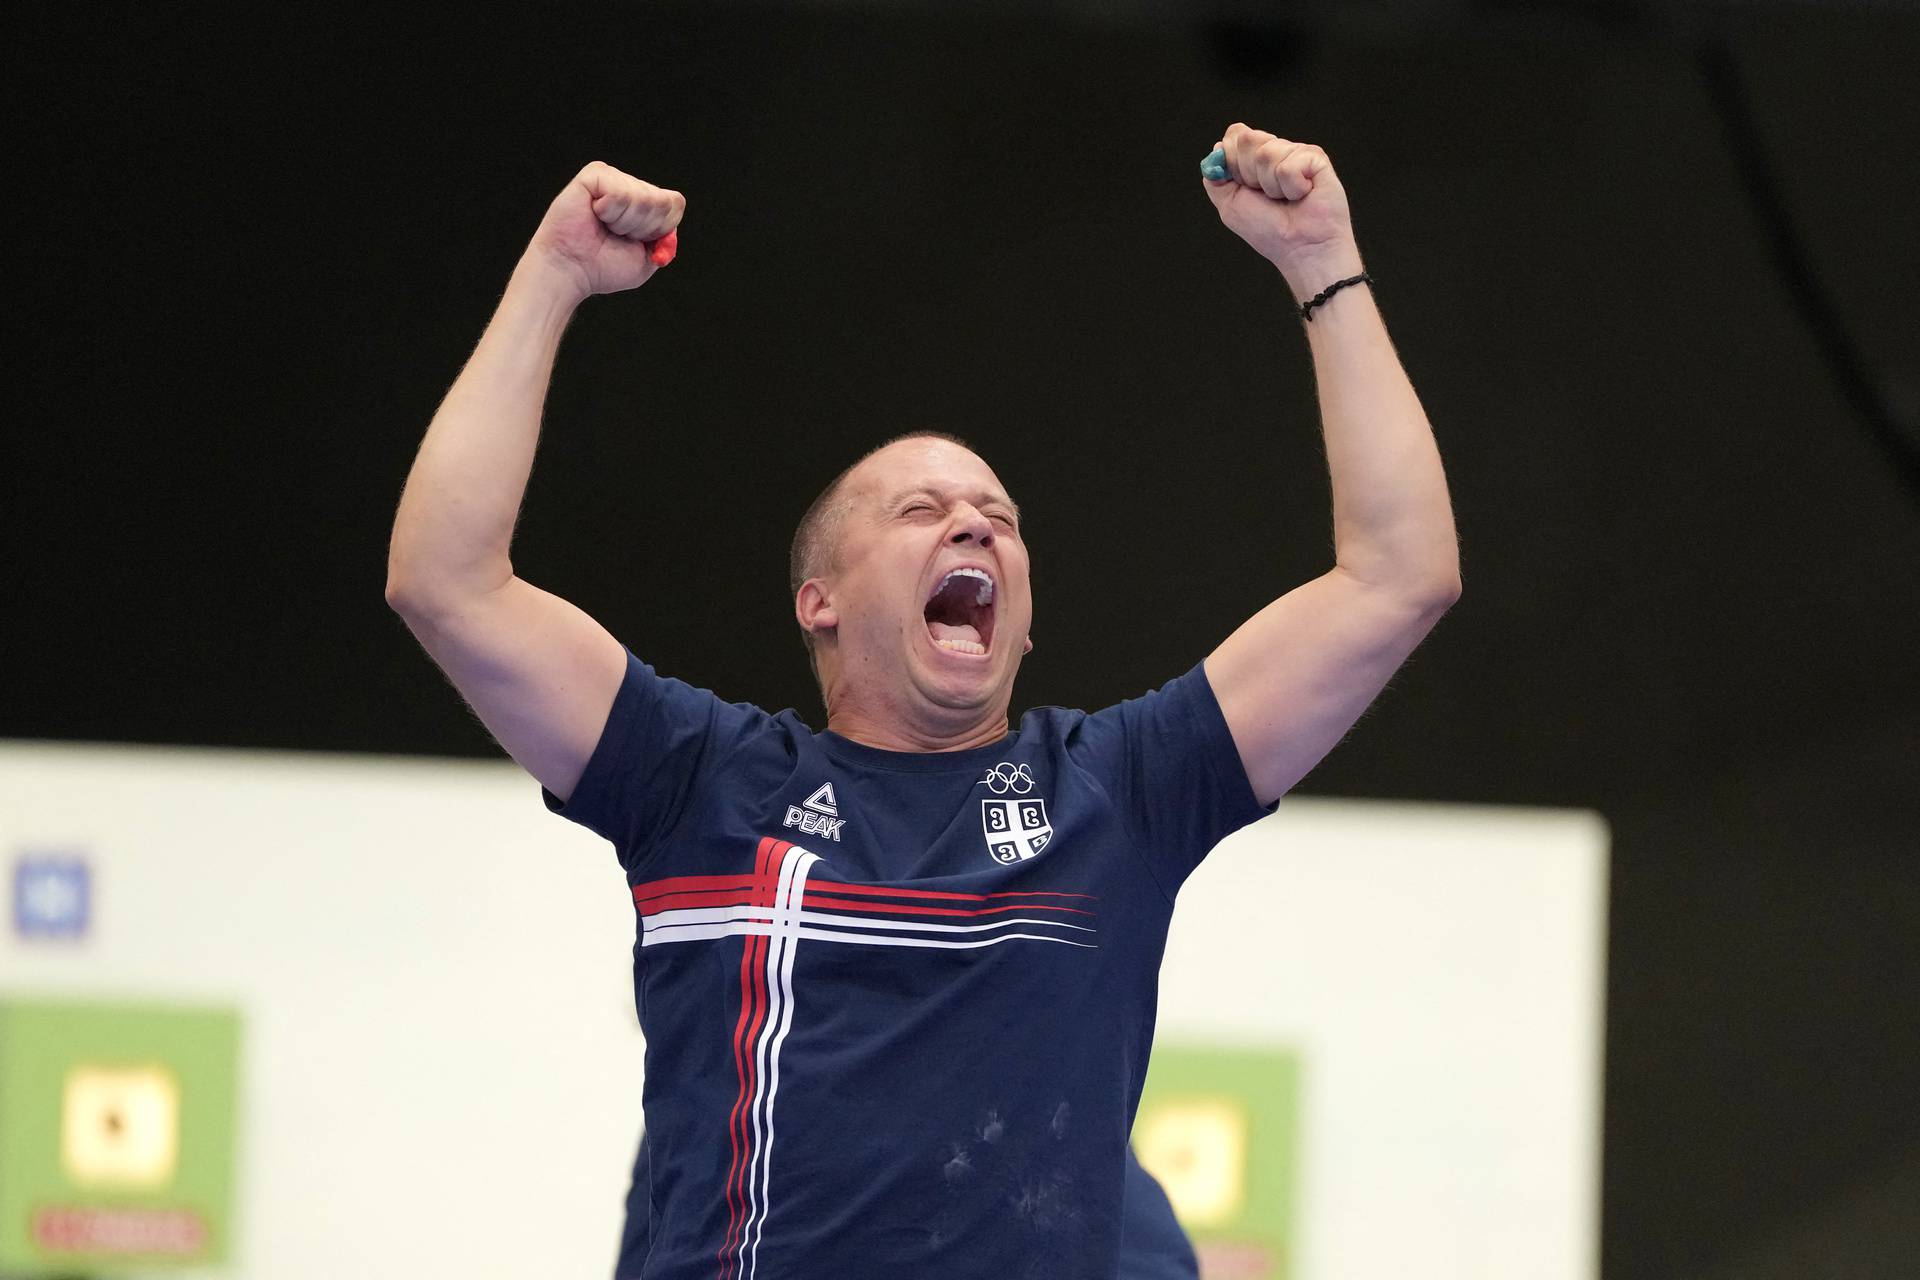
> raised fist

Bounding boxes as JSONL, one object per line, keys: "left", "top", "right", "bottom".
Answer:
{"left": 528, "top": 161, "right": 684, "bottom": 298}
{"left": 1202, "top": 124, "right": 1357, "bottom": 290}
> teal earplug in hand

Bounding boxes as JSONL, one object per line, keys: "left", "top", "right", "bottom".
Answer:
{"left": 1200, "top": 146, "right": 1230, "bottom": 182}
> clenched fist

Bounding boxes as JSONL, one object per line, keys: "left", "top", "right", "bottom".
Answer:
{"left": 528, "top": 161, "right": 685, "bottom": 299}
{"left": 1202, "top": 124, "right": 1361, "bottom": 298}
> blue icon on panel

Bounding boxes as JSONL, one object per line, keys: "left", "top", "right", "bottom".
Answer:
{"left": 13, "top": 854, "right": 90, "bottom": 938}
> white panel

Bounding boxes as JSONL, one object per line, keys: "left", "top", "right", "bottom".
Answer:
{"left": 1, "top": 741, "right": 644, "bottom": 1279}
{"left": 1158, "top": 798, "right": 1608, "bottom": 1280}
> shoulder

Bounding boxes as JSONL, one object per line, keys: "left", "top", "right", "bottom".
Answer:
{"left": 1018, "top": 661, "right": 1216, "bottom": 737}
{"left": 614, "top": 652, "right": 799, "bottom": 762}
{"left": 629, "top": 653, "right": 788, "bottom": 719}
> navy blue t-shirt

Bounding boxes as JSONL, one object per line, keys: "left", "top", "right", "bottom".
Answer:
{"left": 544, "top": 649, "right": 1273, "bottom": 1279}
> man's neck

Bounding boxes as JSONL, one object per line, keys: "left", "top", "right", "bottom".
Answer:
{"left": 824, "top": 701, "right": 1011, "bottom": 754}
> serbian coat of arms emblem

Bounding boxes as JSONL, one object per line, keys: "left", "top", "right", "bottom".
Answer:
{"left": 982, "top": 797, "right": 1052, "bottom": 864}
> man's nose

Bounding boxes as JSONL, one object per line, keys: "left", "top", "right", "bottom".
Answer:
{"left": 949, "top": 505, "right": 993, "bottom": 547}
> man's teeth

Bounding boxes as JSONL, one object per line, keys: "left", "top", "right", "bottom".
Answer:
{"left": 934, "top": 638, "right": 988, "bottom": 655}
{"left": 939, "top": 567, "right": 994, "bottom": 604}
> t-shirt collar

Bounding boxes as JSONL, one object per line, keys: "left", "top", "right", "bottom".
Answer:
{"left": 816, "top": 726, "right": 1019, "bottom": 773}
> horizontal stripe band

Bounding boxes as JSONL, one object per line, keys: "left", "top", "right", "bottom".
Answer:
{"left": 642, "top": 921, "right": 1097, "bottom": 950}
{"left": 644, "top": 903, "right": 1096, "bottom": 937}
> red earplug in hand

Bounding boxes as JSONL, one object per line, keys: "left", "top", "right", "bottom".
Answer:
{"left": 647, "top": 228, "right": 679, "bottom": 267}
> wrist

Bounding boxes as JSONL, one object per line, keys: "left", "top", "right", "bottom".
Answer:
{"left": 512, "top": 245, "right": 593, "bottom": 312}
{"left": 1277, "top": 245, "right": 1367, "bottom": 306}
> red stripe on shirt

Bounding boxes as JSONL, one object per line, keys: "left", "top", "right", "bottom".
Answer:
{"left": 800, "top": 893, "right": 1093, "bottom": 918}
{"left": 796, "top": 880, "right": 1095, "bottom": 903}
{"left": 715, "top": 839, "right": 780, "bottom": 1278}
{"left": 634, "top": 874, "right": 760, "bottom": 905}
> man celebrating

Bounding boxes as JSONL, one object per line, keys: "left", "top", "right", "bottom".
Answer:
{"left": 386, "top": 123, "right": 1458, "bottom": 1278}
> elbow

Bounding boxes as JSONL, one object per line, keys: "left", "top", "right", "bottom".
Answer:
{"left": 385, "top": 558, "right": 512, "bottom": 618}
{"left": 1412, "top": 568, "right": 1462, "bottom": 619}
{"left": 384, "top": 553, "right": 441, "bottom": 616}
{"left": 384, "top": 575, "right": 432, "bottom": 621}
{"left": 1385, "top": 563, "right": 1460, "bottom": 618}
{"left": 1343, "top": 560, "right": 1461, "bottom": 614}
{"left": 384, "top": 549, "right": 420, "bottom": 612}
{"left": 1417, "top": 538, "right": 1463, "bottom": 613}
{"left": 1340, "top": 534, "right": 1460, "bottom": 614}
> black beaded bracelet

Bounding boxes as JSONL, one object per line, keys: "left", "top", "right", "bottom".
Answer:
{"left": 1299, "top": 272, "right": 1373, "bottom": 320}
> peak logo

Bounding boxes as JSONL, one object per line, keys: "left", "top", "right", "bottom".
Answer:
{"left": 784, "top": 782, "right": 846, "bottom": 842}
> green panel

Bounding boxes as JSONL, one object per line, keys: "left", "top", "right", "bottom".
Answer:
{"left": 0, "top": 996, "right": 241, "bottom": 1273}
{"left": 1134, "top": 1041, "right": 1300, "bottom": 1280}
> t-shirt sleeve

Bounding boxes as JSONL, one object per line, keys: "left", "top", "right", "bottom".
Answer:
{"left": 1074, "top": 658, "right": 1277, "bottom": 897}
{"left": 540, "top": 647, "right": 769, "bottom": 872}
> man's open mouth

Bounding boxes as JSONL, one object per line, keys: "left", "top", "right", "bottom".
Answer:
{"left": 923, "top": 566, "right": 996, "bottom": 656}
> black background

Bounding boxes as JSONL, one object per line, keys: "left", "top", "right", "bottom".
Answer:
{"left": 10, "top": 3, "right": 1918, "bottom": 1274}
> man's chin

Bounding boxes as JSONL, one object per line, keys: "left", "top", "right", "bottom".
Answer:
{"left": 913, "top": 640, "right": 1002, "bottom": 702}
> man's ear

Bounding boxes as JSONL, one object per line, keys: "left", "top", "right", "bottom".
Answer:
{"left": 796, "top": 580, "right": 838, "bottom": 638}
{"left": 1023, "top": 635, "right": 1033, "bottom": 654}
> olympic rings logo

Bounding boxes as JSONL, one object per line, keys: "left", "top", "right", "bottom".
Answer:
{"left": 980, "top": 762, "right": 1035, "bottom": 795}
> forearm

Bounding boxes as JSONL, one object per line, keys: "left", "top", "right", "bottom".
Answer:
{"left": 386, "top": 251, "right": 590, "bottom": 603}
{"left": 1285, "top": 254, "right": 1460, "bottom": 600}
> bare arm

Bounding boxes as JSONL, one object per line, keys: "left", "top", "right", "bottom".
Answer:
{"left": 1197, "top": 126, "right": 1461, "bottom": 807}
{"left": 388, "top": 251, "right": 588, "bottom": 599}
{"left": 385, "top": 163, "right": 683, "bottom": 802}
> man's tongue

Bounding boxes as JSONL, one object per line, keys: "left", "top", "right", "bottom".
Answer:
{"left": 929, "top": 621, "right": 984, "bottom": 653}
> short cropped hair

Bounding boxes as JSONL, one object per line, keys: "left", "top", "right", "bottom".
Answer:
{"left": 790, "top": 430, "right": 977, "bottom": 684}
